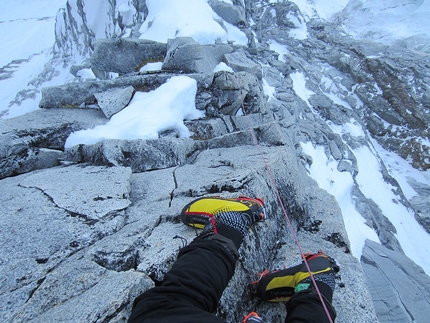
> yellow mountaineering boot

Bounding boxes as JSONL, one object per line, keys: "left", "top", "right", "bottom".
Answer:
{"left": 180, "top": 196, "right": 265, "bottom": 249}
{"left": 253, "top": 251, "right": 339, "bottom": 303}
{"left": 180, "top": 196, "right": 265, "bottom": 229}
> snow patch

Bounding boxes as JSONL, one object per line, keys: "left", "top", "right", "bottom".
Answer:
{"left": 140, "top": 62, "right": 163, "bottom": 73}
{"left": 371, "top": 139, "right": 429, "bottom": 200}
{"left": 336, "top": 1, "right": 430, "bottom": 44}
{"left": 77, "top": 69, "right": 96, "bottom": 80}
{"left": 213, "top": 62, "right": 234, "bottom": 73}
{"left": 319, "top": 75, "right": 353, "bottom": 110}
{"left": 268, "top": 40, "right": 290, "bottom": 62}
{"left": 289, "top": 0, "right": 316, "bottom": 20}
{"left": 290, "top": 71, "right": 315, "bottom": 107}
{"left": 223, "top": 20, "right": 249, "bottom": 45}
{"left": 85, "top": 1, "right": 120, "bottom": 38}
{"left": 263, "top": 79, "right": 276, "bottom": 101}
{"left": 117, "top": 1, "right": 136, "bottom": 26}
{"left": 312, "top": 0, "right": 349, "bottom": 20}
{"left": 328, "top": 119, "right": 365, "bottom": 138}
{"left": 287, "top": 13, "right": 308, "bottom": 39}
{"left": 139, "top": 0, "right": 247, "bottom": 45}
{"left": 302, "top": 138, "right": 430, "bottom": 274}
{"left": 65, "top": 76, "right": 203, "bottom": 148}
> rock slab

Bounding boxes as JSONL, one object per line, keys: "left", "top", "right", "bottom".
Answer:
{"left": 94, "top": 86, "right": 135, "bottom": 118}
{"left": 361, "top": 240, "right": 430, "bottom": 323}
{"left": 91, "top": 38, "right": 167, "bottom": 74}
{"left": 19, "top": 165, "right": 132, "bottom": 221}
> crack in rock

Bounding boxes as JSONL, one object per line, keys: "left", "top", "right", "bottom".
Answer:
{"left": 18, "top": 165, "right": 132, "bottom": 221}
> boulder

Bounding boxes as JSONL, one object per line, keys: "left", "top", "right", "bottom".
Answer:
{"left": 210, "top": 71, "right": 266, "bottom": 115}
{"left": 407, "top": 177, "right": 430, "bottom": 234}
{"left": 38, "top": 70, "right": 265, "bottom": 118}
{"left": 94, "top": 86, "right": 135, "bottom": 118}
{"left": 224, "top": 49, "right": 263, "bottom": 79}
{"left": 162, "top": 37, "right": 234, "bottom": 74}
{"left": 63, "top": 115, "right": 286, "bottom": 172}
{"left": 91, "top": 38, "right": 167, "bottom": 74}
{"left": 0, "top": 108, "right": 108, "bottom": 179}
{"left": 65, "top": 137, "right": 205, "bottom": 172}
{"left": 208, "top": 0, "right": 247, "bottom": 26}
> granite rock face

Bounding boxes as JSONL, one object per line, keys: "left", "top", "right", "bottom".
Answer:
{"left": 0, "top": 141, "right": 378, "bottom": 323}
{"left": 91, "top": 38, "right": 167, "bottom": 75}
{"left": 362, "top": 240, "right": 430, "bottom": 323}
{"left": 94, "top": 86, "right": 135, "bottom": 118}
{"left": 1, "top": 1, "right": 430, "bottom": 323}
{"left": 162, "top": 37, "right": 234, "bottom": 74}
{"left": 0, "top": 109, "right": 108, "bottom": 179}
{"left": 208, "top": 0, "right": 247, "bottom": 26}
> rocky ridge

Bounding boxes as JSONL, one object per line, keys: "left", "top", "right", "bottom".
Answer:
{"left": 1, "top": 1, "right": 430, "bottom": 322}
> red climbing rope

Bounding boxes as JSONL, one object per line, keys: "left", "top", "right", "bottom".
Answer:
{"left": 238, "top": 76, "right": 334, "bottom": 323}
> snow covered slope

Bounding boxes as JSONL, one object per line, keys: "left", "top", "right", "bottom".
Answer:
{"left": 333, "top": 0, "right": 430, "bottom": 47}
{"left": 0, "top": 0, "right": 66, "bottom": 118}
{"left": 2, "top": 0, "right": 430, "bottom": 118}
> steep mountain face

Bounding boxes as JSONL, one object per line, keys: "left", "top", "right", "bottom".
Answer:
{"left": 54, "top": 0, "right": 148, "bottom": 59}
{"left": 1, "top": 1, "right": 430, "bottom": 322}
{"left": 248, "top": 0, "right": 430, "bottom": 235}
{"left": 333, "top": 0, "right": 430, "bottom": 52}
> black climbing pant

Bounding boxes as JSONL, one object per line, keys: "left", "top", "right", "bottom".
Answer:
{"left": 128, "top": 237, "right": 336, "bottom": 323}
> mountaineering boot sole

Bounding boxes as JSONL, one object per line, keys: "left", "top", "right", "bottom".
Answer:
{"left": 254, "top": 251, "right": 339, "bottom": 302}
{"left": 243, "top": 312, "right": 263, "bottom": 323}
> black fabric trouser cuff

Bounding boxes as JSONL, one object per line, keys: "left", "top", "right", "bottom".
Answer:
{"left": 206, "top": 229, "right": 240, "bottom": 259}
{"left": 214, "top": 222, "right": 244, "bottom": 250}
{"left": 285, "top": 288, "right": 336, "bottom": 323}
